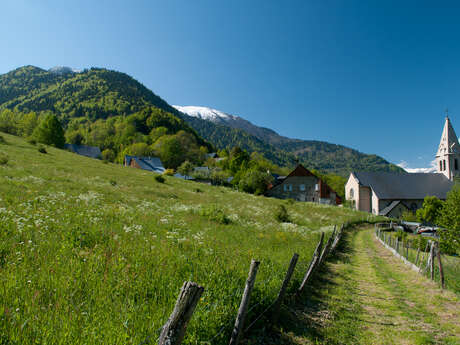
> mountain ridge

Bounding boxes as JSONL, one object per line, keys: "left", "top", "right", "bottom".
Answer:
{"left": 0, "top": 65, "right": 404, "bottom": 175}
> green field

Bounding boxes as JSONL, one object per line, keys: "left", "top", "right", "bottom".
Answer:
{"left": 0, "top": 133, "right": 373, "bottom": 345}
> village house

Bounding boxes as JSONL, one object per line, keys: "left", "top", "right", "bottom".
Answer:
{"left": 64, "top": 144, "right": 101, "bottom": 159}
{"left": 124, "top": 155, "right": 165, "bottom": 173}
{"left": 345, "top": 117, "right": 458, "bottom": 217}
{"left": 266, "top": 164, "right": 341, "bottom": 205}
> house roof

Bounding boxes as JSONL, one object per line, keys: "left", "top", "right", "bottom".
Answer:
{"left": 65, "top": 144, "right": 101, "bottom": 159}
{"left": 125, "top": 155, "right": 165, "bottom": 173}
{"left": 286, "top": 164, "right": 316, "bottom": 178}
{"left": 352, "top": 171, "right": 454, "bottom": 200}
{"left": 379, "top": 200, "right": 407, "bottom": 216}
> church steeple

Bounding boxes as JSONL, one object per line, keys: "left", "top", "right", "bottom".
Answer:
{"left": 436, "top": 115, "right": 460, "bottom": 180}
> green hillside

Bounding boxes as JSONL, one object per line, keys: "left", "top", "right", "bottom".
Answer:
{"left": 0, "top": 66, "right": 404, "bottom": 176}
{"left": 0, "top": 132, "right": 373, "bottom": 345}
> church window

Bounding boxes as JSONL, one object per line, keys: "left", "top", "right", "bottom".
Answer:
{"left": 440, "top": 161, "right": 442, "bottom": 171}
{"left": 349, "top": 188, "right": 354, "bottom": 198}
{"left": 443, "top": 160, "right": 446, "bottom": 171}
{"left": 455, "top": 159, "right": 458, "bottom": 170}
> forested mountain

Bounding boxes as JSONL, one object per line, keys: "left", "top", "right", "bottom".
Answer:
{"left": 0, "top": 65, "right": 403, "bottom": 175}
{"left": 176, "top": 106, "right": 404, "bottom": 176}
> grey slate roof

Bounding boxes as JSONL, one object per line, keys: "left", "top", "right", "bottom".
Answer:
{"left": 125, "top": 155, "right": 165, "bottom": 173}
{"left": 65, "top": 144, "right": 101, "bottom": 159}
{"left": 352, "top": 172, "right": 454, "bottom": 200}
{"left": 379, "top": 200, "right": 403, "bottom": 216}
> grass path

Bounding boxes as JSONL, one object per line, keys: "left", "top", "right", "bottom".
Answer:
{"left": 254, "top": 228, "right": 460, "bottom": 345}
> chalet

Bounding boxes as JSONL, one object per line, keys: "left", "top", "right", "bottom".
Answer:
{"left": 266, "top": 164, "right": 341, "bottom": 205}
{"left": 124, "top": 155, "right": 165, "bottom": 174}
{"left": 64, "top": 144, "right": 101, "bottom": 159}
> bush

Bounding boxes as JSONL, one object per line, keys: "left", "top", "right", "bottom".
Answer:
{"left": 109, "top": 179, "right": 117, "bottom": 186}
{"left": 154, "top": 175, "right": 165, "bottom": 183}
{"left": 275, "top": 204, "right": 291, "bottom": 223}
{"left": 194, "top": 188, "right": 202, "bottom": 193}
{"left": 199, "top": 205, "right": 231, "bottom": 224}
{"left": 416, "top": 235, "right": 429, "bottom": 252}
{"left": 395, "top": 229, "right": 407, "bottom": 241}
{"left": 0, "top": 135, "right": 6, "bottom": 144}
{"left": 38, "top": 145, "right": 47, "bottom": 154}
{"left": 27, "top": 137, "right": 37, "bottom": 145}
{"left": 0, "top": 153, "right": 8, "bottom": 165}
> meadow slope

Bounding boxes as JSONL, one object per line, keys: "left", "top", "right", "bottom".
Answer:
{"left": 0, "top": 132, "right": 372, "bottom": 344}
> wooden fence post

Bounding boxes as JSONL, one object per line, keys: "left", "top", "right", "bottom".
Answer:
{"left": 271, "top": 253, "right": 299, "bottom": 325}
{"left": 415, "top": 247, "right": 420, "bottom": 266}
{"left": 436, "top": 243, "right": 445, "bottom": 289}
{"left": 429, "top": 241, "right": 435, "bottom": 280}
{"left": 229, "top": 259, "right": 260, "bottom": 345}
{"left": 158, "top": 281, "right": 204, "bottom": 345}
{"left": 297, "top": 232, "right": 325, "bottom": 296}
{"left": 419, "top": 241, "right": 430, "bottom": 272}
{"left": 318, "top": 227, "right": 336, "bottom": 265}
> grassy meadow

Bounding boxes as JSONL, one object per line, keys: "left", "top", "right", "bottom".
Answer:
{"left": 382, "top": 231, "right": 460, "bottom": 295}
{"left": 0, "top": 132, "right": 373, "bottom": 344}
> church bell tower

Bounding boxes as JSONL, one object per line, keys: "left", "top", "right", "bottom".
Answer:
{"left": 436, "top": 115, "right": 460, "bottom": 180}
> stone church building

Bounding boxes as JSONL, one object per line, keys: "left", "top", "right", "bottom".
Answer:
{"left": 345, "top": 117, "right": 458, "bottom": 218}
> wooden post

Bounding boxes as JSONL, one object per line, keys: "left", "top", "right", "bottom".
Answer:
{"left": 415, "top": 247, "right": 420, "bottom": 266}
{"left": 158, "top": 281, "right": 204, "bottom": 345}
{"left": 319, "top": 227, "right": 336, "bottom": 264}
{"left": 271, "top": 253, "right": 299, "bottom": 325}
{"left": 419, "top": 241, "right": 430, "bottom": 272}
{"left": 396, "top": 239, "right": 399, "bottom": 253}
{"left": 229, "top": 259, "right": 260, "bottom": 345}
{"left": 297, "top": 232, "right": 325, "bottom": 296}
{"left": 430, "top": 241, "right": 435, "bottom": 280}
{"left": 436, "top": 243, "right": 445, "bottom": 289}
{"left": 406, "top": 241, "right": 409, "bottom": 260}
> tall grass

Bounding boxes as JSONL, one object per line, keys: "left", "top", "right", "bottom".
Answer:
{"left": 0, "top": 132, "right": 374, "bottom": 344}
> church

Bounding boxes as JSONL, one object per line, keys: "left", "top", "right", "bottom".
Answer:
{"left": 345, "top": 117, "right": 458, "bottom": 218}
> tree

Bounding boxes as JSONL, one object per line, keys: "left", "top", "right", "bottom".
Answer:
{"left": 438, "top": 185, "right": 460, "bottom": 254}
{"left": 416, "top": 196, "right": 444, "bottom": 225}
{"left": 33, "top": 114, "right": 65, "bottom": 148}
{"left": 177, "top": 160, "right": 194, "bottom": 176}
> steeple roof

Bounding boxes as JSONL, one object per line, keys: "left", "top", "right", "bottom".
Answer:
{"left": 436, "top": 117, "right": 460, "bottom": 157}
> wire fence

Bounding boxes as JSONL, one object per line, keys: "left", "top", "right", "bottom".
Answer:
{"left": 153, "top": 222, "right": 351, "bottom": 345}
{"left": 374, "top": 223, "right": 460, "bottom": 294}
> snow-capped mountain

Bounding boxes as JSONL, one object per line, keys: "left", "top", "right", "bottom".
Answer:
{"left": 173, "top": 105, "right": 233, "bottom": 123}
{"left": 173, "top": 105, "right": 283, "bottom": 143}
{"left": 48, "top": 66, "right": 81, "bottom": 75}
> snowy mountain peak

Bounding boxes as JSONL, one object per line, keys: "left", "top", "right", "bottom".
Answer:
{"left": 173, "top": 105, "right": 235, "bottom": 122}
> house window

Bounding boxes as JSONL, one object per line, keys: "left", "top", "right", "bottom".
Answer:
{"left": 283, "top": 184, "right": 292, "bottom": 192}
{"left": 349, "top": 188, "right": 354, "bottom": 198}
{"left": 300, "top": 184, "right": 305, "bottom": 191}
{"left": 443, "top": 160, "right": 446, "bottom": 171}
{"left": 315, "top": 183, "right": 319, "bottom": 191}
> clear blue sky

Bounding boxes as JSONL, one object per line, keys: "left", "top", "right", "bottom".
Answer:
{"left": 2, "top": 0, "right": 460, "bottom": 170}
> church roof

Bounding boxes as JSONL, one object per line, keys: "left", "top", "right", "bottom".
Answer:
{"left": 436, "top": 117, "right": 460, "bottom": 157}
{"left": 352, "top": 171, "right": 454, "bottom": 200}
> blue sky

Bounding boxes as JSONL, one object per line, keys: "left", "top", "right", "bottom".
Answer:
{"left": 2, "top": 0, "right": 460, "bottom": 170}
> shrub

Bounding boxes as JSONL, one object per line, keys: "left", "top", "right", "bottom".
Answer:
{"left": 199, "top": 205, "right": 231, "bottom": 224}
{"left": 395, "top": 229, "right": 407, "bottom": 241}
{"left": 101, "top": 149, "right": 116, "bottom": 162}
{"left": 0, "top": 135, "right": 6, "bottom": 144}
{"left": 275, "top": 204, "right": 291, "bottom": 223}
{"left": 32, "top": 114, "right": 65, "bottom": 148}
{"left": 0, "top": 153, "right": 8, "bottom": 165}
{"left": 109, "top": 179, "right": 117, "bottom": 186}
{"left": 27, "top": 137, "right": 37, "bottom": 145}
{"left": 38, "top": 145, "right": 47, "bottom": 154}
{"left": 194, "top": 188, "right": 202, "bottom": 193}
{"left": 154, "top": 175, "right": 165, "bottom": 183}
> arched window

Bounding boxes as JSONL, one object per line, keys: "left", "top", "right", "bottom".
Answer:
{"left": 349, "top": 188, "right": 354, "bottom": 198}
